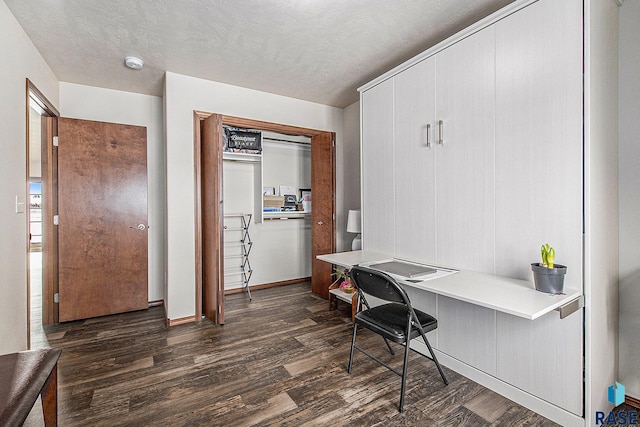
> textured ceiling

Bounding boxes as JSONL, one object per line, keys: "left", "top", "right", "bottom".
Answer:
{"left": 5, "top": 0, "right": 514, "bottom": 108}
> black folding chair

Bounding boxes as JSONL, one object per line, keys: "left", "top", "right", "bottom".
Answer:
{"left": 348, "top": 265, "right": 448, "bottom": 412}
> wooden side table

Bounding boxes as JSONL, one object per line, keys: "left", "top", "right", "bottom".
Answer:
{"left": 328, "top": 280, "right": 358, "bottom": 321}
{"left": 0, "top": 348, "right": 62, "bottom": 427}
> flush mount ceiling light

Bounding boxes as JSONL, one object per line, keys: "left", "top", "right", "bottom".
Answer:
{"left": 124, "top": 56, "right": 144, "bottom": 70}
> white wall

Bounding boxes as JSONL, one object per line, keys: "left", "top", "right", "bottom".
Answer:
{"left": 59, "top": 83, "right": 165, "bottom": 302}
{"left": 618, "top": 0, "right": 640, "bottom": 401}
{"left": 0, "top": 1, "right": 59, "bottom": 354}
{"left": 164, "top": 71, "right": 345, "bottom": 321}
{"left": 584, "top": 0, "right": 620, "bottom": 421}
{"left": 341, "top": 101, "right": 361, "bottom": 249}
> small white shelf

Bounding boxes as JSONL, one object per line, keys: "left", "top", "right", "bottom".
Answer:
{"left": 263, "top": 211, "right": 311, "bottom": 220}
{"left": 329, "top": 288, "right": 357, "bottom": 304}
{"left": 222, "top": 151, "right": 262, "bottom": 163}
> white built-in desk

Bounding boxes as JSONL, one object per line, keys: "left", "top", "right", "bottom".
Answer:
{"left": 316, "top": 250, "right": 582, "bottom": 321}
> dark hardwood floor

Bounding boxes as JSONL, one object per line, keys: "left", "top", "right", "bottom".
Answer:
{"left": 30, "top": 282, "right": 558, "bottom": 426}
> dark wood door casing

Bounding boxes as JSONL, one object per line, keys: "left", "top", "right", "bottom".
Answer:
{"left": 27, "top": 79, "right": 60, "bottom": 328}
{"left": 311, "top": 132, "right": 336, "bottom": 298}
{"left": 58, "top": 118, "right": 148, "bottom": 322}
{"left": 200, "top": 114, "right": 225, "bottom": 324}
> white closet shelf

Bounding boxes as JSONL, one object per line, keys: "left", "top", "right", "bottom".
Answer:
{"left": 263, "top": 211, "right": 311, "bottom": 220}
{"left": 222, "top": 152, "right": 261, "bottom": 163}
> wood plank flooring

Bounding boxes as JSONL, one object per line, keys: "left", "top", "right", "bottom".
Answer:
{"left": 31, "top": 282, "right": 559, "bottom": 426}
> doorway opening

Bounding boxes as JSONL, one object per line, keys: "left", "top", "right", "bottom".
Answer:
{"left": 26, "top": 80, "right": 59, "bottom": 348}
{"left": 192, "top": 112, "right": 336, "bottom": 326}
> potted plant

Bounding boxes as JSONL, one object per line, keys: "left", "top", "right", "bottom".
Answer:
{"left": 332, "top": 267, "right": 355, "bottom": 294}
{"left": 531, "top": 243, "right": 567, "bottom": 294}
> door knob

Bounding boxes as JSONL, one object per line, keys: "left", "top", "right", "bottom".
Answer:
{"left": 317, "top": 221, "right": 323, "bottom": 225}
{"left": 129, "top": 224, "right": 146, "bottom": 230}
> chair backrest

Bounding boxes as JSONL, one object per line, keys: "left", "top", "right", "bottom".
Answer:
{"left": 350, "top": 266, "right": 411, "bottom": 306}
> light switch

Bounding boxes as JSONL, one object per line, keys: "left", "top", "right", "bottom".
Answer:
{"left": 16, "top": 196, "right": 25, "bottom": 214}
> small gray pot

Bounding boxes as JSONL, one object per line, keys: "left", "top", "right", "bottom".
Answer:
{"left": 531, "top": 263, "right": 567, "bottom": 294}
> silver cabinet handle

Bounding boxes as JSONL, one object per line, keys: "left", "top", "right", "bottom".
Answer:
{"left": 426, "top": 123, "right": 432, "bottom": 148}
{"left": 317, "top": 221, "right": 323, "bottom": 225}
{"left": 438, "top": 120, "right": 444, "bottom": 145}
{"left": 129, "top": 224, "right": 146, "bottom": 230}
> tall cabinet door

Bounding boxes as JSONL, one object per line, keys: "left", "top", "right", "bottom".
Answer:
{"left": 361, "top": 79, "right": 395, "bottom": 253}
{"left": 393, "top": 57, "right": 437, "bottom": 263}
{"left": 494, "top": 0, "right": 583, "bottom": 415}
{"left": 494, "top": 0, "right": 583, "bottom": 285}
{"left": 435, "top": 26, "right": 496, "bottom": 273}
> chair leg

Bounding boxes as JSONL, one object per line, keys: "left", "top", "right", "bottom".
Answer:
{"left": 383, "top": 337, "right": 395, "bottom": 355}
{"left": 348, "top": 323, "right": 358, "bottom": 373}
{"left": 399, "top": 326, "right": 412, "bottom": 412}
{"left": 419, "top": 329, "right": 448, "bottom": 385}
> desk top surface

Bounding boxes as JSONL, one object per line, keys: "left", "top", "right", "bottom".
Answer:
{"left": 316, "top": 250, "right": 582, "bottom": 320}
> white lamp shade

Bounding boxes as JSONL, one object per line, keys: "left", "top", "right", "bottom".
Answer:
{"left": 346, "top": 210, "right": 361, "bottom": 233}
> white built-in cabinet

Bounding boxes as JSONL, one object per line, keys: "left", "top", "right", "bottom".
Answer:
{"left": 494, "top": 0, "right": 583, "bottom": 287}
{"left": 360, "top": 0, "right": 583, "bottom": 419}
{"left": 437, "top": 297, "right": 497, "bottom": 376}
{"left": 434, "top": 25, "right": 496, "bottom": 273}
{"left": 361, "top": 79, "right": 395, "bottom": 253}
{"left": 389, "top": 26, "right": 496, "bottom": 273}
{"left": 492, "top": 0, "right": 584, "bottom": 415}
{"left": 496, "top": 310, "right": 584, "bottom": 415}
{"left": 393, "top": 57, "right": 437, "bottom": 263}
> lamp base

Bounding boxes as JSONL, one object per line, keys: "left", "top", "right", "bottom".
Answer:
{"left": 351, "top": 234, "right": 362, "bottom": 251}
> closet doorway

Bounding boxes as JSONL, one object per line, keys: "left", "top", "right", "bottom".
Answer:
{"left": 194, "top": 112, "right": 336, "bottom": 325}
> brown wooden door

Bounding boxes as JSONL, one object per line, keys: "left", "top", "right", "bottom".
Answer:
{"left": 201, "top": 114, "right": 225, "bottom": 324}
{"left": 41, "top": 115, "right": 59, "bottom": 325}
{"left": 311, "top": 132, "right": 336, "bottom": 298}
{"left": 58, "top": 118, "right": 148, "bottom": 322}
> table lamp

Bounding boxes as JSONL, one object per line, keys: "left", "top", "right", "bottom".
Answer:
{"left": 346, "top": 210, "right": 362, "bottom": 250}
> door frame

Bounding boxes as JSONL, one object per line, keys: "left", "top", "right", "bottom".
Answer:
{"left": 26, "top": 79, "right": 60, "bottom": 337}
{"left": 193, "top": 111, "right": 336, "bottom": 324}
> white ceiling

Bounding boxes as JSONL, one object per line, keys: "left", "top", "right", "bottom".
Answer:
{"left": 5, "top": 0, "right": 514, "bottom": 108}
